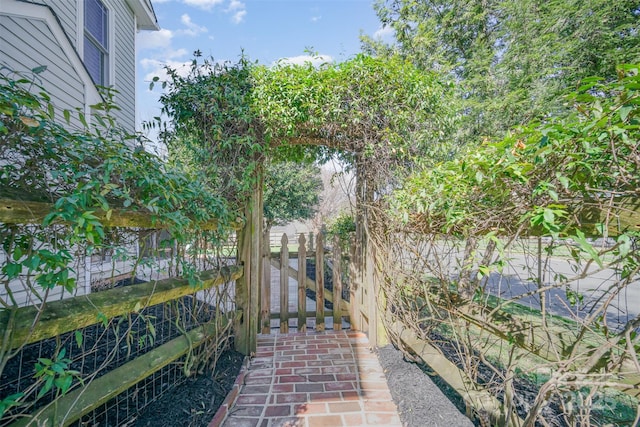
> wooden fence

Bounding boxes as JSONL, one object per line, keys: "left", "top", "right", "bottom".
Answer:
{"left": 0, "top": 199, "right": 243, "bottom": 426}
{"left": 262, "top": 233, "right": 350, "bottom": 333}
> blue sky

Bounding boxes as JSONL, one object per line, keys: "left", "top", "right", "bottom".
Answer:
{"left": 135, "top": 0, "right": 393, "bottom": 134}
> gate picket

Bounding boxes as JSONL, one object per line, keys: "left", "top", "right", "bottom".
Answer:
{"left": 279, "top": 234, "right": 289, "bottom": 333}
{"left": 297, "top": 234, "right": 307, "bottom": 332}
{"left": 315, "top": 233, "right": 325, "bottom": 332}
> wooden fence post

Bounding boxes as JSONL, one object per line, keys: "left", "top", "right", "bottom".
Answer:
{"left": 260, "top": 230, "right": 271, "bottom": 334}
{"left": 365, "top": 230, "right": 377, "bottom": 346}
{"left": 247, "top": 174, "right": 263, "bottom": 354}
{"left": 315, "top": 233, "right": 325, "bottom": 332}
{"left": 348, "top": 244, "right": 360, "bottom": 331}
{"left": 371, "top": 240, "right": 388, "bottom": 346}
{"left": 332, "top": 235, "right": 343, "bottom": 330}
{"left": 234, "top": 227, "right": 251, "bottom": 355}
{"left": 297, "top": 234, "right": 307, "bottom": 332}
{"left": 280, "top": 234, "right": 289, "bottom": 333}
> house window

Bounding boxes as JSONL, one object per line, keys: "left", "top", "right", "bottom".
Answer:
{"left": 84, "top": 0, "right": 108, "bottom": 85}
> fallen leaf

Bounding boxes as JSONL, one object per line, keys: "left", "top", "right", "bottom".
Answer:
{"left": 19, "top": 116, "right": 39, "bottom": 127}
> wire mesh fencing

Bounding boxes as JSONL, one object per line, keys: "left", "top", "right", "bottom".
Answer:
{"left": 0, "top": 223, "right": 240, "bottom": 426}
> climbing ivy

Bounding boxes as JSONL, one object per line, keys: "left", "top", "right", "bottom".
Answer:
{"left": 0, "top": 67, "right": 232, "bottom": 299}
{"left": 1, "top": 66, "right": 236, "bottom": 416}
{"left": 390, "top": 64, "right": 640, "bottom": 240}
{"left": 375, "top": 65, "right": 640, "bottom": 425}
{"left": 252, "top": 54, "right": 456, "bottom": 169}
{"left": 5, "top": 69, "right": 229, "bottom": 219}
{"left": 152, "top": 55, "right": 266, "bottom": 212}
{"left": 153, "top": 53, "right": 454, "bottom": 212}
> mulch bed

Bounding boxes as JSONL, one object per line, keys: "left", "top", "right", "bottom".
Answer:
{"left": 427, "top": 331, "right": 568, "bottom": 426}
{"left": 0, "top": 278, "right": 244, "bottom": 427}
{"left": 134, "top": 350, "right": 244, "bottom": 427}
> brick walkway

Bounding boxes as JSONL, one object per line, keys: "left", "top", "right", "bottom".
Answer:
{"left": 220, "top": 331, "right": 402, "bottom": 427}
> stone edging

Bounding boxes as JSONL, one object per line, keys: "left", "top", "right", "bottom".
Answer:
{"left": 207, "top": 356, "right": 250, "bottom": 427}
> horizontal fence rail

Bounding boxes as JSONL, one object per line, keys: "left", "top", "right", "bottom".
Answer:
{"left": 0, "top": 199, "right": 242, "bottom": 230}
{"left": 0, "top": 197, "right": 246, "bottom": 426}
{"left": 263, "top": 232, "right": 351, "bottom": 332}
{"left": 1, "top": 267, "right": 243, "bottom": 349}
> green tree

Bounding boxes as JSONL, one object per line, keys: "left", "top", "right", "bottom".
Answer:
{"left": 263, "top": 161, "right": 323, "bottom": 232}
{"left": 362, "top": 0, "right": 640, "bottom": 142}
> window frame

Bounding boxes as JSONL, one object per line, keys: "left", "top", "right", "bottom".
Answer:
{"left": 82, "top": 0, "right": 111, "bottom": 86}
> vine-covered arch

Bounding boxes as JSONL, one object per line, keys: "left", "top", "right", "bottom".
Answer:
{"left": 154, "top": 53, "right": 455, "bottom": 350}
{"left": 156, "top": 58, "right": 640, "bottom": 425}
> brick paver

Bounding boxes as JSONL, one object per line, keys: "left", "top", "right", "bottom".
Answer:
{"left": 218, "top": 331, "right": 402, "bottom": 427}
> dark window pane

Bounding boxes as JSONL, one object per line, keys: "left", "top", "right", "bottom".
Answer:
{"left": 85, "top": 0, "right": 107, "bottom": 48}
{"left": 84, "top": 36, "right": 103, "bottom": 85}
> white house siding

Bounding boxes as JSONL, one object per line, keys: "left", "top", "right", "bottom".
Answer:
{"left": 109, "top": 0, "right": 136, "bottom": 131}
{"left": 0, "top": 14, "right": 85, "bottom": 127}
{"left": 0, "top": 249, "right": 90, "bottom": 308}
{"left": 0, "top": 1, "right": 157, "bottom": 308}
{"left": 44, "top": 0, "right": 77, "bottom": 47}
{"left": 1, "top": 0, "right": 139, "bottom": 132}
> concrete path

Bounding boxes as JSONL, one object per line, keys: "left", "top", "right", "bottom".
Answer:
{"left": 222, "top": 331, "right": 402, "bottom": 427}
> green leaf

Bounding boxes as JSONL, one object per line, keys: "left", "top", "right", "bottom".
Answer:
{"left": 78, "top": 112, "right": 88, "bottom": 128}
{"left": 51, "top": 363, "right": 66, "bottom": 375}
{"left": 97, "top": 312, "right": 109, "bottom": 327}
{"left": 556, "top": 174, "right": 569, "bottom": 190}
{"left": 0, "top": 392, "right": 24, "bottom": 418}
{"left": 75, "top": 330, "right": 83, "bottom": 349}
{"left": 37, "top": 376, "right": 54, "bottom": 399}
{"left": 31, "top": 65, "right": 47, "bottom": 74}
{"left": 573, "top": 230, "right": 603, "bottom": 268}
{"left": 4, "top": 262, "right": 21, "bottom": 279}
{"left": 42, "top": 211, "right": 58, "bottom": 227}
{"left": 619, "top": 105, "right": 633, "bottom": 122}
{"left": 24, "top": 254, "right": 41, "bottom": 270}
{"left": 59, "top": 375, "right": 74, "bottom": 394}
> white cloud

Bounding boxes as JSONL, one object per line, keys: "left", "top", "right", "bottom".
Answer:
{"left": 140, "top": 57, "right": 193, "bottom": 84}
{"left": 311, "top": 15, "right": 321, "bottom": 22}
{"left": 227, "top": 0, "right": 244, "bottom": 11}
{"left": 137, "top": 28, "right": 173, "bottom": 51}
{"left": 231, "top": 9, "right": 246, "bottom": 23}
{"left": 178, "top": 14, "right": 208, "bottom": 36}
{"left": 374, "top": 25, "right": 394, "bottom": 40}
{"left": 227, "top": 0, "right": 246, "bottom": 24}
{"left": 183, "top": 0, "right": 224, "bottom": 11}
{"left": 274, "top": 54, "right": 333, "bottom": 67}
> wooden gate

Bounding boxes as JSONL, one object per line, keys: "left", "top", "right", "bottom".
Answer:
{"left": 260, "top": 232, "right": 350, "bottom": 333}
